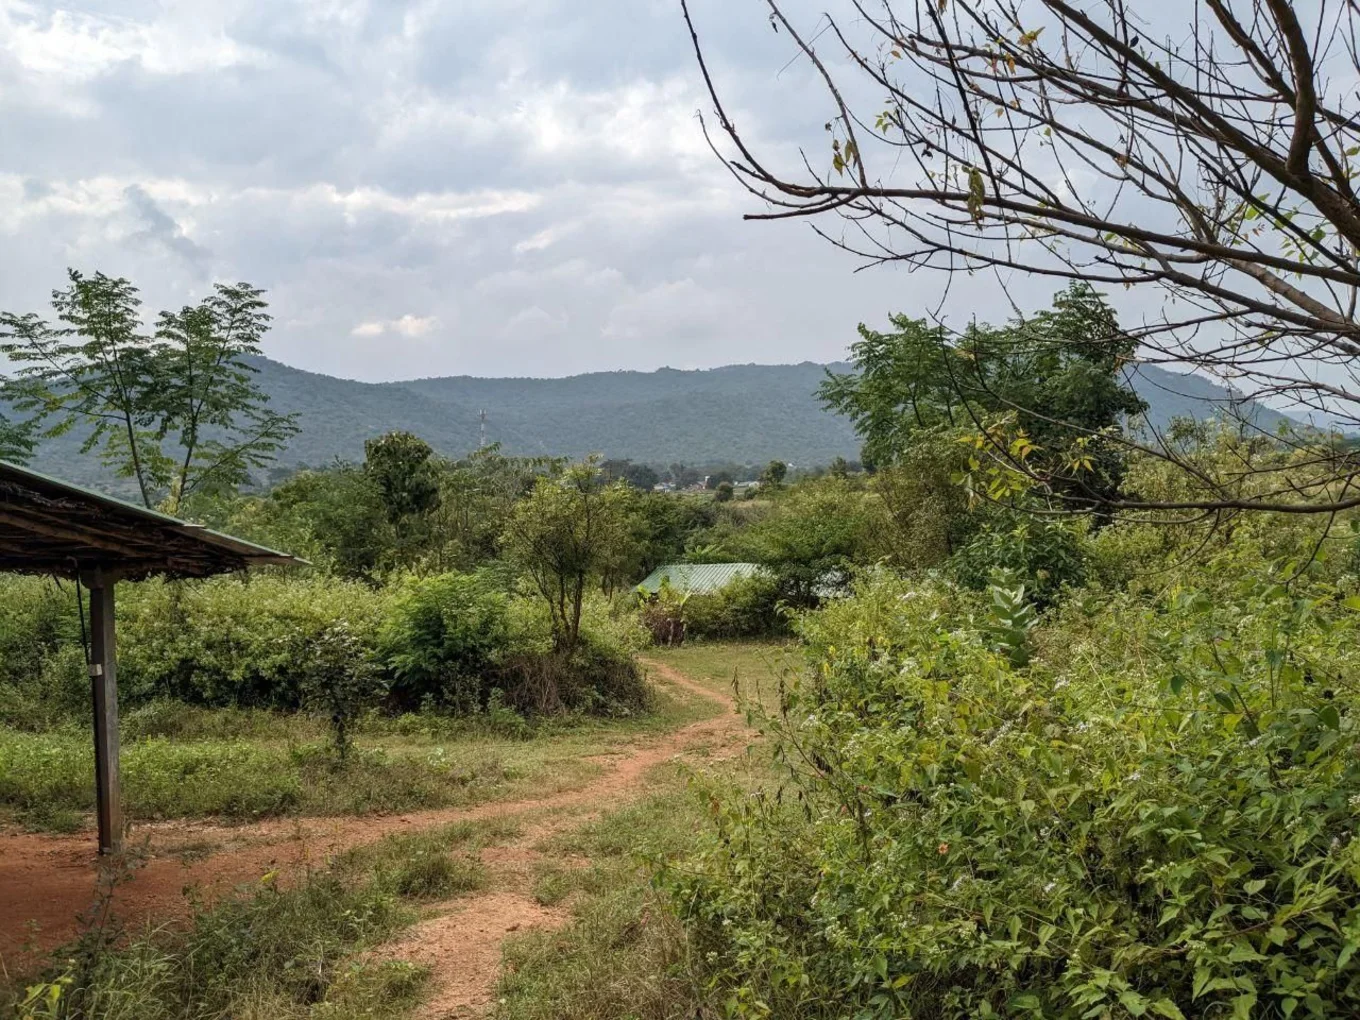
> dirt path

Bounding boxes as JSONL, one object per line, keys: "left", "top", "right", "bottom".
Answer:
{"left": 374, "top": 657, "right": 749, "bottom": 1018}
{"left": 0, "top": 658, "right": 743, "bottom": 1008}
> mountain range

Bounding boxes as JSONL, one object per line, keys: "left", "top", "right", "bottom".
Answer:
{"left": 16, "top": 357, "right": 1301, "bottom": 489}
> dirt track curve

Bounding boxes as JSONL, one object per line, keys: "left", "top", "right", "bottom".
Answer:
{"left": 0, "top": 658, "right": 744, "bottom": 1017}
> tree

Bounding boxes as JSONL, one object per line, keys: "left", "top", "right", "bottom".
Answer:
{"left": 154, "top": 283, "right": 299, "bottom": 512}
{"left": 623, "top": 462, "right": 660, "bottom": 491}
{"left": 602, "top": 458, "right": 661, "bottom": 491}
{"left": 746, "top": 477, "right": 873, "bottom": 607}
{"left": 684, "top": 0, "right": 1360, "bottom": 515}
{"left": 2, "top": 271, "right": 164, "bottom": 506}
{"left": 364, "top": 431, "right": 441, "bottom": 563}
{"left": 502, "top": 462, "right": 638, "bottom": 653}
{"left": 0, "top": 412, "right": 34, "bottom": 465}
{"left": 265, "top": 464, "right": 391, "bottom": 578}
{"left": 761, "top": 460, "right": 788, "bottom": 487}
{"left": 715, "top": 480, "right": 735, "bottom": 502}
{"left": 821, "top": 284, "right": 1146, "bottom": 510}
{"left": 428, "top": 445, "right": 559, "bottom": 571}
{"left": 0, "top": 270, "right": 296, "bottom": 509}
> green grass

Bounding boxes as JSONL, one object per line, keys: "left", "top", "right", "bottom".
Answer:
{"left": 0, "top": 670, "right": 723, "bottom": 832}
{"left": 648, "top": 640, "right": 798, "bottom": 714}
{"left": 494, "top": 765, "right": 725, "bottom": 1020}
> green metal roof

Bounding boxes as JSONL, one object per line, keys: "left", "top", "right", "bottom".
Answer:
{"left": 637, "top": 562, "right": 764, "bottom": 595}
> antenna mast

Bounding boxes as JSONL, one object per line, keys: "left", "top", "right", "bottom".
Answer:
{"left": 479, "top": 409, "right": 487, "bottom": 449}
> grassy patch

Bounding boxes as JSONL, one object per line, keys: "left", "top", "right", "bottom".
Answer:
{"left": 649, "top": 641, "right": 797, "bottom": 714}
{"left": 0, "top": 664, "right": 719, "bottom": 831}
{"left": 495, "top": 769, "right": 719, "bottom": 1020}
{"left": 338, "top": 816, "right": 523, "bottom": 902}
{"left": 0, "top": 870, "right": 424, "bottom": 1020}
{"left": 387, "top": 852, "right": 485, "bottom": 900}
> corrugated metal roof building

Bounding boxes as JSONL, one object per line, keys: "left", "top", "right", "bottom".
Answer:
{"left": 637, "top": 562, "right": 764, "bottom": 595}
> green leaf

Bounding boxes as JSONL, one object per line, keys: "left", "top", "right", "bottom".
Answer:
{"left": 1320, "top": 705, "right": 1340, "bottom": 730}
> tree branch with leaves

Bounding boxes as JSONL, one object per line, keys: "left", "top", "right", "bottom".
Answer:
{"left": 684, "top": 0, "right": 1360, "bottom": 515}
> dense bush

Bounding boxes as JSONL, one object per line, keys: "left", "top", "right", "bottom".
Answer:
{"left": 499, "top": 593, "right": 650, "bottom": 715}
{"left": 669, "top": 567, "right": 1360, "bottom": 1019}
{"left": 381, "top": 570, "right": 512, "bottom": 711}
{"left": 0, "top": 570, "right": 647, "bottom": 725}
{"left": 683, "top": 574, "right": 787, "bottom": 640}
{"left": 949, "top": 511, "right": 1089, "bottom": 606}
{"left": 116, "top": 575, "right": 387, "bottom": 709}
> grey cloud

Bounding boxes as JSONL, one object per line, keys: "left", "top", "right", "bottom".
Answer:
{"left": 0, "top": 0, "right": 1042, "bottom": 383}
{"left": 122, "top": 183, "right": 211, "bottom": 270}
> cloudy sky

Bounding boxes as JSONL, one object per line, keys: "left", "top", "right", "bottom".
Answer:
{"left": 0, "top": 0, "right": 984, "bottom": 381}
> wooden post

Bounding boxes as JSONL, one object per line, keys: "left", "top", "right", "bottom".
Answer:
{"left": 86, "top": 570, "right": 122, "bottom": 855}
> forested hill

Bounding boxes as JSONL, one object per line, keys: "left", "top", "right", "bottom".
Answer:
{"left": 16, "top": 358, "right": 1300, "bottom": 486}
{"left": 258, "top": 358, "right": 865, "bottom": 468}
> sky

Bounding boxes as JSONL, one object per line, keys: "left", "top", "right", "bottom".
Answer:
{"left": 0, "top": 0, "right": 991, "bottom": 382}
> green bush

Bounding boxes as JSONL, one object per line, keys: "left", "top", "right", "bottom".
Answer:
{"left": 0, "top": 571, "right": 647, "bottom": 727}
{"left": 380, "top": 570, "right": 512, "bottom": 711}
{"left": 683, "top": 574, "right": 786, "bottom": 640}
{"left": 949, "top": 510, "right": 1088, "bottom": 606}
{"left": 669, "top": 569, "right": 1360, "bottom": 1019}
{"left": 117, "top": 575, "right": 387, "bottom": 709}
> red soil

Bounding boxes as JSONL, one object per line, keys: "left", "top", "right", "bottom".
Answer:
{"left": 0, "top": 657, "right": 740, "bottom": 999}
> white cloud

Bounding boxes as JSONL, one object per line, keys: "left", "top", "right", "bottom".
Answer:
{"left": 392, "top": 313, "right": 436, "bottom": 336}
{"left": 0, "top": 2, "right": 267, "bottom": 82}
{"left": 514, "top": 225, "right": 564, "bottom": 254}
{"left": 352, "top": 314, "right": 438, "bottom": 338}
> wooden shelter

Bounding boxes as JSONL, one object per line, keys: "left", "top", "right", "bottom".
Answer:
{"left": 0, "top": 460, "right": 305, "bottom": 854}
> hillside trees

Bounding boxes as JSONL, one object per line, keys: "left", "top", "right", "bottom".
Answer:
{"left": 685, "top": 0, "right": 1360, "bottom": 515}
{"left": 0, "top": 270, "right": 296, "bottom": 509}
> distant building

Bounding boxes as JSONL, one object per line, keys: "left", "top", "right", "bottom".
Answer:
{"left": 636, "top": 562, "right": 764, "bottom": 595}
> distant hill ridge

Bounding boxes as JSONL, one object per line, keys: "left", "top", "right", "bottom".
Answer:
{"left": 16, "top": 357, "right": 1301, "bottom": 488}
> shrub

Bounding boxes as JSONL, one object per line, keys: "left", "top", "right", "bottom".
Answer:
{"left": 380, "top": 571, "right": 511, "bottom": 711}
{"left": 117, "top": 575, "right": 387, "bottom": 709}
{"left": 0, "top": 576, "right": 77, "bottom": 688}
{"left": 683, "top": 573, "right": 786, "bottom": 640}
{"left": 669, "top": 569, "right": 1360, "bottom": 1019}
{"left": 499, "top": 637, "right": 650, "bottom": 717}
{"left": 300, "top": 621, "right": 386, "bottom": 762}
{"left": 949, "top": 510, "right": 1088, "bottom": 606}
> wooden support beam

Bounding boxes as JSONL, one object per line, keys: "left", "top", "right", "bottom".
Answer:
{"left": 86, "top": 571, "right": 123, "bottom": 855}
{"left": 0, "top": 509, "right": 140, "bottom": 557}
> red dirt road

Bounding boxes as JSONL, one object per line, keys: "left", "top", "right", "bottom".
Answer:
{"left": 0, "top": 659, "right": 738, "bottom": 974}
